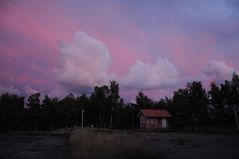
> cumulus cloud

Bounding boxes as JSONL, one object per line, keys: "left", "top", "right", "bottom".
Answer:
{"left": 48, "top": 86, "right": 68, "bottom": 98}
{"left": 120, "top": 58, "right": 180, "bottom": 90}
{"left": 203, "top": 60, "right": 235, "bottom": 82}
{"left": 56, "top": 31, "right": 114, "bottom": 92}
{"left": 0, "top": 84, "right": 21, "bottom": 95}
{"left": 24, "top": 85, "right": 40, "bottom": 95}
{"left": 56, "top": 31, "right": 181, "bottom": 93}
{"left": 0, "top": 84, "right": 41, "bottom": 96}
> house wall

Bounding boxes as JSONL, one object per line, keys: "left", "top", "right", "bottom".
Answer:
{"left": 145, "top": 118, "right": 162, "bottom": 129}
{"left": 139, "top": 115, "right": 168, "bottom": 129}
{"left": 140, "top": 115, "right": 146, "bottom": 129}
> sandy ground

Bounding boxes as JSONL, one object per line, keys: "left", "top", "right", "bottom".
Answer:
{"left": 0, "top": 130, "right": 239, "bottom": 159}
{"left": 0, "top": 133, "right": 70, "bottom": 159}
{"left": 117, "top": 131, "right": 239, "bottom": 159}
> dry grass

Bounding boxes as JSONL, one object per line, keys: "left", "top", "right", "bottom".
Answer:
{"left": 70, "top": 129, "right": 154, "bottom": 159}
{"left": 168, "top": 138, "right": 190, "bottom": 146}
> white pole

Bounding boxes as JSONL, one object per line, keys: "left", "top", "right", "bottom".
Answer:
{"left": 81, "top": 109, "right": 84, "bottom": 128}
{"left": 110, "top": 108, "right": 112, "bottom": 128}
{"left": 234, "top": 105, "right": 239, "bottom": 130}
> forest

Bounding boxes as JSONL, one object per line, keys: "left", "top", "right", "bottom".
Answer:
{"left": 0, "top": 73, "right": 239, "bottom": 132}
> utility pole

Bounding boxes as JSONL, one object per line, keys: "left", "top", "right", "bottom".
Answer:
{"left": 81, "top": 109, "right": 84, "bottom": 128}
{"left": 110, "top": 107, "right": 113, "bottom": 128}
{"left": 234, "top": 105, "right": 239, "bottom": 130}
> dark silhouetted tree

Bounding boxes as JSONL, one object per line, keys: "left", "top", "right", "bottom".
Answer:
{"left": 90, "top": 85, "right": 110, "bottom": 127}
{"left": 27, "top": 92, "right": 41, "bottom": 130}
{"left": 231, "top": 72, "right": 239, "bottom": 129}
{"left": 136, "top": 92, "right": 154, "bottom": 109}
{"left": 187, "top": 81, "right": 209, "bottom": 132}
{"left": 170, "top": 88, "right": 190, "bottom": 128}
{"left": 209, "top": 82, "right": 225, "bottom": 129}
{"left": 0, "top": 93, "right": 24, "bottom": 131}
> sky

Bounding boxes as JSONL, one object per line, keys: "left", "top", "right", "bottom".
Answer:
{"left": 0, "top": 0, "right": 239, "bottom": 101}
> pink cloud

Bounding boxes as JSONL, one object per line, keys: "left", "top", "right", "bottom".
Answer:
{"left": 93, "top": 31, "right": 152, "bottom": 77}
{"left": 1, "top": 0, "right": 238, "bottom": 101}
{"left": 156, "top": 28, "right": 226, "bottom": 78}
{"left": 1, "top": 1, "right": 153, "bottom": 80}
{"left": 17, "top": 75, "right": 29, "bottom": 83}
{"left": 0, "top": 4, "right": 57, "bottom": 51}
{"left": 0, "top": 1, "right": 82, "bottom": 53}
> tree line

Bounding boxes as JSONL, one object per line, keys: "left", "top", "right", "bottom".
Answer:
{"left": 0, "top": 73, "right": 239, "bottom": 132}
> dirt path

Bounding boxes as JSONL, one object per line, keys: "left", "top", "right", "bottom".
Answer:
{"left": 0, "top": 133, "right": 70, "bottom": 159}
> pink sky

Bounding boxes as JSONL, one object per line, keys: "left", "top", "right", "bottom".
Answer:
{"left": 0, "top": 0, "right": 239, "bottom": 101}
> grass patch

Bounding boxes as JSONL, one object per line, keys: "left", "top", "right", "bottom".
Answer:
{"left": 70, "top": 129, "right": 156, "bottom": 159}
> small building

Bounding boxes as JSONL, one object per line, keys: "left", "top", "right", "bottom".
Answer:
{"left": 138, "top": 109, "right": 171, "bottom": 129}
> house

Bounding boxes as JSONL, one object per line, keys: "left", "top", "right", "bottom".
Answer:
{"left": 138, "top": 109, "right": 171, "bottom": 129}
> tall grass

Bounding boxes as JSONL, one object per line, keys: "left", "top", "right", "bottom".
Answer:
{"left": 70, "top": 129, "right": 154, "bottom": 159}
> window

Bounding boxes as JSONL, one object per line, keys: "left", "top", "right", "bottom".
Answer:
{"left": 151, "top": 119, "right": 154, "bottom": 124}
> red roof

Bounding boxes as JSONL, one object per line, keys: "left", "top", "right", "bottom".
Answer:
{"left": 139, "top": 109, "right": 171, "bottom": 118}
